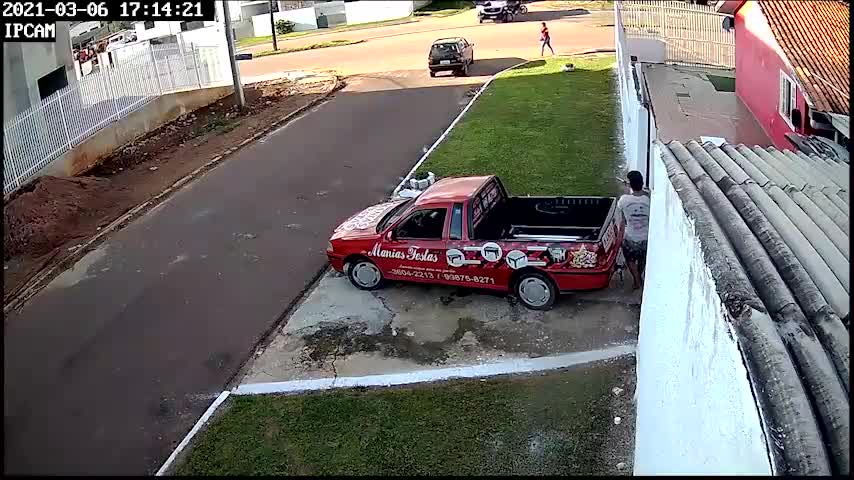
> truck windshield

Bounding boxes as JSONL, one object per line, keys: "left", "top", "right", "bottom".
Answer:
{"left": 377, "top": 199, "right": 413, "bottom": 232}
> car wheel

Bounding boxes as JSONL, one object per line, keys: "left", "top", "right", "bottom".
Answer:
{"left": 520, "top": 5, "right": 527, "bottom": 14}
{"left": 429, "top": 70, "right": 436, "bottom": 77}
{"left": 347, "top": 258, "right": 385, "bottom": 291}
{"left": 514, "top": 271, "right": 557, "bottom": 310}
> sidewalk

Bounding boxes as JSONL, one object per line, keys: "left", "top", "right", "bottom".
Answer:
{"left": 239, "top": 10, "right": 478, "bottom": 55}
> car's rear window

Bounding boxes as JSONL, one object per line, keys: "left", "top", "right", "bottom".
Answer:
{"left": 431, "top": 43, "right": 459, "bottom": 55}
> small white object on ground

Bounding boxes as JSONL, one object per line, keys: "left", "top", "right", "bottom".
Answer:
{"left": 700, "top": 136, "right": 727, "bottom": 146}
{"left": 614, "top": 416, "right": 622, "bottom": 425}
{"left": 616, "top": 462, "right": 627, "bottom": 470}
{"left": 612, "top": 386, "right": 624, "bottom": 396}
{"left": 149, "top": 166, "right": 158, "bottom": 171}
{"left": 397, "top": 189, "right": 423, "bottom": 198}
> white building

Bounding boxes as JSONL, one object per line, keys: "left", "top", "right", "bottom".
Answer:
{"left": 3, "top": 22, "right": 75, "bottom": 123}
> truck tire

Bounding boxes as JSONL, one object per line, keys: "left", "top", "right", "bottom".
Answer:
{"left": 514, "top": 271, "right": 557, "bottom": 310}
{"left": 347, "top": 258, "right": 385, "bottom": 291}
{"left": 429, "top": 70, "right": 436, "bottom": 77}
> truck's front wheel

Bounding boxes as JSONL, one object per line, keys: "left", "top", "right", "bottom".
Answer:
{"left": 514, "top": 272, "right": 557, "bottom": 310}
{"left": 347, "top": 258, "right": 385, "bottom": 290}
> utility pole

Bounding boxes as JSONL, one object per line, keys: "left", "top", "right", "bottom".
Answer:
{"left": 222, "top": 0, "right": 246, "bottom": 109}
{"left": 269, "top": 0, "right": 278, "bottom": 51}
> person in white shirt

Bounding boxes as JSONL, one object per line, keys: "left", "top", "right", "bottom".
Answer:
{"left": 616, "top": 171, "right": 650, "bottom": 290}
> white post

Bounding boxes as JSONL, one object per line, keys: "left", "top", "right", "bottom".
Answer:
{"left": 101, "top": 69, "right": 120, "bottom": 117}
{"left": 194, "top": 45, "right": 203, "bottom": 88}
{"left": 149, "top": 44, "right": 163, "bottom": 94}
{"left": 222, "top": 0, "right": 246, "bottom": 109}
{"left": 55, "top": 92, "right": 73, "bottom": 149}
{"left": 163, "top": 50, "right": 174, "bottom": 90}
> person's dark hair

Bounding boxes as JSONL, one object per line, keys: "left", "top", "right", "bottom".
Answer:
{"left": 542, "top": 22, "right": 546, "bottom": 26}
{"left": 627, "top": 170, "right": 644, "bottom": 191}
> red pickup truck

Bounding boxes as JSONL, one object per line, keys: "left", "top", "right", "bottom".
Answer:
{"left": 327, "top": 175, "right": 623, "bottom": 309}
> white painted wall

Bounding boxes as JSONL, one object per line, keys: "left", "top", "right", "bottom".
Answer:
{"left": 177, "top": 24, "right": 227, "bottom": 48}
{"left": 315, "top": 0, "right": 347, "bottom": 27}
{"left": 134, "top": 21, "right": 182, "bottom": 42}
{"left": 626, "top": 37, "right": 666, "bottom": 64}
{"left": 252, "top": 7, "right": 319, "bottom": 36}
{"left": 344, "top": 1, "right": 415, "bottom": 25}
{"left": 614, "top": 3, "right": 655, "bottom": 184}
{"left": 634, "top": 146, "right": 773, "bottom": 475}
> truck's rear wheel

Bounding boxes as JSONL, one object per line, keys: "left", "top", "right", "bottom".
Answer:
{"left": 515, "top": 272, "right": 557, "bottom": 310}
{"left": 347, "top": 258, "right": 384, "bottom": 291}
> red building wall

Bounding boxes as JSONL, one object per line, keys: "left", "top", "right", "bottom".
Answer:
{"left": 734, "top": 1, "right": 811, "bottom": 149}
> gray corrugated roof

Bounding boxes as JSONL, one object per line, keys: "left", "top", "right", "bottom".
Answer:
{"left": 658, "top": 140, "right": 850, "bottom": 476}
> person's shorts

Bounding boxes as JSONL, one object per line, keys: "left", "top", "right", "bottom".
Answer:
{"left": 622, "top": 239, "right": 648, "bottom": 265}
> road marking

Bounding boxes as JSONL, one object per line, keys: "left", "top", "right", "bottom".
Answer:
{"left": 155, "top": 390, "right": 230, "bottom": 476}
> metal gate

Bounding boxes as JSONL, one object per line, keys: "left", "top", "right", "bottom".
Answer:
{"left": 617, "top": 0, "right": 735, "bottom": 69}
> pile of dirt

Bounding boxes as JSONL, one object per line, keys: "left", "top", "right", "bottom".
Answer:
{"left": 4, "top": 77, "right": 336, "bottom": 302}
{"left": 90, "top": 80, "right": 299, "bottom": 176}
{"left": 4, "top": 176, "right": 116, "bottom": 260}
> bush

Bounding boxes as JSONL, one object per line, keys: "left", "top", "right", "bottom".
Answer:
{"left": 275, "top": 19, "right": 295, "bottom": 35}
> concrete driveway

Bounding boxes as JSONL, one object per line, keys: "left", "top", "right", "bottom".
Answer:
{"left": 241, "top": 270, "right": 640, "bottom": 384}
{"left": 3, "top": 70, "right": 488, "bottom": 476}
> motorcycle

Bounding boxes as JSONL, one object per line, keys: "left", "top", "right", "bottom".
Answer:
{"left": 506, "top": 1, "right": 528, "bottom": 15}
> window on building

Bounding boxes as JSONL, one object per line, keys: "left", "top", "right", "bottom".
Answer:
{"left": 37, "top": 67, "right": 69, "bottom": 100}
{"left": 180, "top": 20, "right": 206, "bottom": 31}
{"left": 779, "top": 71, "right": 797, "bottom": 127}
{"left": 144, "top": 21, "right": 155, "bottom": 29}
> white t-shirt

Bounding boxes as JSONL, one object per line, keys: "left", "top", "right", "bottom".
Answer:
{"left": 617, "top": 193, "right": 650, "bottom": 242}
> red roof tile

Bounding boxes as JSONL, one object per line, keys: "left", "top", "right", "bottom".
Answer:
{"left": 758, "top": 0, "right": 850, "bottom": 114}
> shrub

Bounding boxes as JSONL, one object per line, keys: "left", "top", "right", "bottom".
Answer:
{"left": 275, "top": 20, "right": 295, "bottom": 35}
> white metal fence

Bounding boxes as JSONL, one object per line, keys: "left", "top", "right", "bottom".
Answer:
{"left": 3, "top": 43, "right": 230, "bottom": 196}
{"left": 617, "top": 0, "right": 735, "bottom": 69}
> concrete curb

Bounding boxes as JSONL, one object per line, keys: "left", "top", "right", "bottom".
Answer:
{"left": 155, "top": 390, "right": 231, "bottom": 476}
{"left": 4, "top": 75, "right": 343, "bottom": 316}
{"left": 155, "top": 343, "right": 636, "bottom": 475}
{"left": 234, "top": 343, "right": 637, "bottom": 395}
{"left": 391, "top": 49, "right": 616, "bottom": 197}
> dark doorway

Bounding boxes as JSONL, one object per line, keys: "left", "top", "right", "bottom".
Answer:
{"left": 37, "top": 66, "right": 69, "bottom": 100}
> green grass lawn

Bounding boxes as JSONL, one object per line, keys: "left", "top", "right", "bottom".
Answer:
{"left": 237, "top": 17, "right": 417, "bottom": 48}
{"left": 416, "top": 56, "right": 621, "bottom": 196}
{"left": 176, "top": 359, "right": 629, "bottom": 475}
{"left": 415, "top": 0, "right": 475, "bottom": 17}
{"left": 254, "top": 39, "right": 364, "bottom": 58}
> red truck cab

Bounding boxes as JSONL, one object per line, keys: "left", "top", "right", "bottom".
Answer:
{"left": 327, "top": 175, "right": 623, "bottom": 309}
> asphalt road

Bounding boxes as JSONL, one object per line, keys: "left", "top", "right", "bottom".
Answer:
{"left": 4, "top": 6, "right": 613, "bottom": 475}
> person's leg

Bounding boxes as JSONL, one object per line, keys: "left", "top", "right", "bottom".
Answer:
{"left": 622, "top": 242, "right": 641, "bottom": 289}
{"left": 638, "top": 241, "right": 648, "bottom": 287}
{"left": 541, "top": 40, "right": 546, "bottom": 56}
{"left": 547, "top": 40, "right": 555, "bottom": 55}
